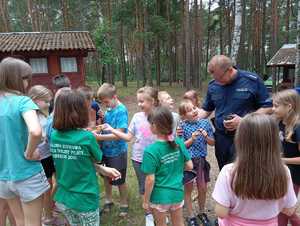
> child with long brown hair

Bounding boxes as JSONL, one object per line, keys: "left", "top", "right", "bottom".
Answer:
{"left": 273, "top": 89, "right": 300, "bottom": 226}
{"left": 50, "top": 89, "right": 120, "bottom": 225}
{"left": 141, "top": 106, "right": 193, "bottom": 226}
{"left": 212, "top": 113, "right": 297, "bottom": 226}
{"left": 0, "top": 57, "right": 49, "bottom": 226}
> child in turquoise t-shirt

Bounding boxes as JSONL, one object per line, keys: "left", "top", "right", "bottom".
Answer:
{"left": 50, "top": 89, "right": 120, "bottom": 225}
{"left": 141, "top": 106, "right": 193, "bottom": 226}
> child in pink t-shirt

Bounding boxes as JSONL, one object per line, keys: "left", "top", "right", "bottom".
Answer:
{"left": 212, "top": 113, "right": 297, "bottom": 226}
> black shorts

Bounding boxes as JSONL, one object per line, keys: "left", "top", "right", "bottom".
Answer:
{"left": 102, "top": 152, "right": 127, "bottom": 186}
{"left": 41, "top": 156, "right": 55, "bottom": 179}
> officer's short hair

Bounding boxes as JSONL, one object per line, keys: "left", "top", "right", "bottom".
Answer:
{"left": 209, "top": 55, "right": 234, "bottom": 71}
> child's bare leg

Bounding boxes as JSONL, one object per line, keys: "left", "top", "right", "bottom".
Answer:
{"left": 7, "top": 197, "right": 24, "bottom": 226}
{"left": 7, "top": 207, "right": 16, "bottom": 226}
{"left": 184, "top": 182, "right": 194, "bottom": 217}
{"left": 21, "top": 195, "right": 43, "bottom": 226}
{"left": 197, "top": 184, "right": 207, "bottom": 213}
{"left": 118, "top": 183, "right": 128, "bottom": 206}
{"left": 43, "top": 179, "right": 53, "bottom": 219}
{"left": 170, "top": 207, "right": 184, "bottom": 226}
{"left": 152, "top": 209, "right": 167, "bottom": 226}
{"left": 103, "top": 177, "right": 113, "bottom": 203}
{"left": 0, "top": 198, "right": 8, "bottom": 226}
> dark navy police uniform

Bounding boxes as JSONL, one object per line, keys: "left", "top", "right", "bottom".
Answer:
{"left": 202, "top": 69, "right": 272, "bottom": 169}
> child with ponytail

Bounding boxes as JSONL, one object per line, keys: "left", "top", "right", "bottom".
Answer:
{"left": 141, "top": 106, "right": 193, "bottom": 226}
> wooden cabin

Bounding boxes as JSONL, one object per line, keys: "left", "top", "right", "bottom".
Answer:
{"left": 0, "top": 31, "right": 96, "bottom": 89}
{"left": 267, "top": 44, "right": 296, "bottom": 91}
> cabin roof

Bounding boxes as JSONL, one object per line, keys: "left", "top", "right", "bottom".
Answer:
{"left": 0, "top": 31, "right": 96, "bottom": 53}
{"left": 267, "top": 44, "right": 297, "bottom": 67}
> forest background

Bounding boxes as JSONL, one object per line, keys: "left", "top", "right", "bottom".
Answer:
{"left": 0, "top": 0, "right": 299, "bottom": 89}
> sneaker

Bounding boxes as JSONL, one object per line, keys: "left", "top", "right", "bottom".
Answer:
{"left": 187, "top": 217, "right": 199, "bottom": 226}
{"left": 198, "top": 213, "right": 211, "bottom": 226}
{"left": 145, "top": 213, "right": 155, "bottom": 226}
{"left": 214, "top": 219, "right": 219, "bottom": 226}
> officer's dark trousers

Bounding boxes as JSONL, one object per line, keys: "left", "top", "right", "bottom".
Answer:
{"left": 214, "top": 130, "right": 235, "bottom": 170}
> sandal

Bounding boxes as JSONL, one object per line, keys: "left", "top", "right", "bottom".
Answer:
{"left": 102, "top": 202, "right": 114, "bottom": 213}
{"left": 119, "top": 205, "right": 129, "bottom": 217}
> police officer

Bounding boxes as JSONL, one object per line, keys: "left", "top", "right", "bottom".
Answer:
{"left": 198, "top": 55, "right": 273, "bottom": 169}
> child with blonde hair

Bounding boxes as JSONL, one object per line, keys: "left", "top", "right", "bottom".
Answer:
{"left": 28, "top": 85, "right": 55, "bottom": 225}
{"left": 158, "top": 91, "right": 180, "bottom": 135}
{"left": 178, "top": 99, "right": 214, "bottom": 226}
{"left": 94, "top": 83, "right": 129, "bottom": 217}
{"left": 273, "top": 89, "right": 300, "bottom": 226}
{"left": 104, "top": 86, "right": 159, "bottom": 225}
{"left": 213, "top": 113, "right": 297, "bottom": 226}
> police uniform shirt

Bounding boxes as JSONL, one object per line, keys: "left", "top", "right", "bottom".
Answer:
{"left": 202, "top": 69, "right": 272, "bottom": 132}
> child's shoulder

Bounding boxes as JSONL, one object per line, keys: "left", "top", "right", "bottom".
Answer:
{"left": 117, "top": 102, "right": 128, "bottom": 111}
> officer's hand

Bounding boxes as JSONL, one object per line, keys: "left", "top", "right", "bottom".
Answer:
{"left": 223, "top": 114, "right": 241, "bottom": 131}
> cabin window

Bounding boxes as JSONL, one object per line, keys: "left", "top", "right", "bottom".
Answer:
{"left": 60, "top": 57, "right": 78, "bottom": 72}
{"left": 29, "top": 58, "right": 48, "bottom": 73}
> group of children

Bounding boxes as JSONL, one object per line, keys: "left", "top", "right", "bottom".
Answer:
{"left": 1, "top": 57, "right": 300, "bottom": 226}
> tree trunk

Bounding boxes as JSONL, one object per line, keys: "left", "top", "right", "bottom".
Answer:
{"left": 285, "top": 0, "right": 291, "bottom": 43}
{"left": 231, "top": 0, "right": 242, "bottom": 64}
{"left": 219, "top": 0, "right": 224, "bottom": 54}
{"left": 155, "top": 0, "right": 161, "bottom": 87}
{"left": 184, "top": 0, "right": 191, "bottom": 89}
{"left": 205, "top": 0, "right": 212, "bottom": 80}
{"left": 193, "top": 0, "right": 200, "bottom": 88}
{"left": 0, "top": 0, "right": 11, "bottom": 32}
{"left": 135, "top": 0, "right": 144, "bottom": 88}
{"left": 236, "top": 0, "right": 246, "bottom": 68}
{"left": 144, "top": 3, "right": 153, "bottom": 86}
{"left": 253, "top": 0, "right": 262, "bottom": 75}
{"left": 271, "top": 0, "right": 278, "bottom": 90}
{"left": 119, "top": 20, "right": 127, "bottom": 87}
{"left": 294, "top": 0, "right": 300, "bottom": 87}
{"left": 27, "top": 0, "right": 41, "bottom": 31}
{"left": 61, "top": 0, "right": 72, "bottom": 30}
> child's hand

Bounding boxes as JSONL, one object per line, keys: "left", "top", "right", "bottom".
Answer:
{"left": 191, "top": 131, "right": 201, "bottom": 141}
{"left": 199, "top": 128, "right": 208, "bottom": 138}
{"left": 95, "top": 165, "right": 121, "bottom": 180}
{"left": 102, "top": 123, "right": 113, "bottom": 132}
{"left": 25, "top": 148, "right": 41, "bottom": 160}
{"left": 142, "top": 201, "right": 150, "bottom": 212}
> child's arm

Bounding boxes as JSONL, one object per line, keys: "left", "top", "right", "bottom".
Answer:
{"left": 281, "top": 207, "right": 296, "bottom": 216}
{"left": 282, "top": 143, "right": 300, "bottom": 165}
{"left": 185, "top": 160, "right": 193, "bottom": 171}
{"left": 199, "top": 128, "right": 215, "bottom": 146}
{"left": 23, "top": 110, "right": 42, "bottom": 160}
{"left": 101, "top": 124, "right": 134, "bottom": 142}
{"left": 93, "top": 128, "right": 126, "bottom": 141}
{"left": 215, "top": 202, "right": 229, "bottom": 218}
{"left": 94, "top": 164, "right": 121, "bottom": 180}
{"left": 184, "top": 131, "right": 200, "bottom": 148}
{"left": 143, "top": 174, "right": 155, "bottom": 212}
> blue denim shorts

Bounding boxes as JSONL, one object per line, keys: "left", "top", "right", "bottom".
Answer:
{"left": 0, "top": 170, "right": 50, "bottom": 202}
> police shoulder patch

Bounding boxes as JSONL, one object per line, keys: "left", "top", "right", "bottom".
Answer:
{"left": 243, "top": 72, "right": 258, "bottom": 81}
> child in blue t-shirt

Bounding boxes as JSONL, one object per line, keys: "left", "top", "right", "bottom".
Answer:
{"left": 93, "top": 83, "right": 129, "bottom": 217}
{"left": 178, "top": 99, "right": 215, "bottom": 226}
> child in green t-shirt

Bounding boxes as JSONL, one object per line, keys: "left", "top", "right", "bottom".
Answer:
{"left": 141, "top": 106, "right": 193, "bottom": 226}
{"left": 50, "top": 89, "right": 120, "bottom": 225}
